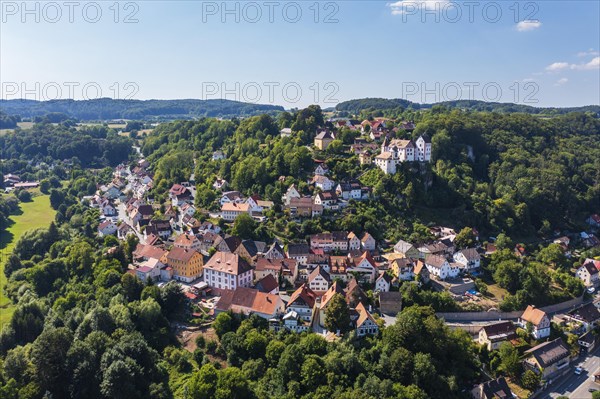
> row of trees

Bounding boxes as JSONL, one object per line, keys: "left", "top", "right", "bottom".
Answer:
{"left": 0, "top": 123, "right": 133, "bottom": 169}
{"left": 183, "top": 306, "right": 479, "bottom": 399}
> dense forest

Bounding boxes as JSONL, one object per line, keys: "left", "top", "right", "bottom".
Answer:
{"left": 336, "top": 98, "right": 600, "bottom": 116}
{"left": 0, "top": 99, "right": 284, "bottom": 121}
{"left": 0, "top": 123, "right": 133, "bottom": 170}
{"left": 0, "top": 111, "right": 21, "bottom": 129}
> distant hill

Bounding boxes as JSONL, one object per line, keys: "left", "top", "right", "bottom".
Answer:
{"left": 0, "top": 98, "right": 285, "bottom": 121}
{"left": 336, "top": 98, "right": 421, "bottom": 113}
{"left": 336, "top": 98, "right": 600, "bottom": 115}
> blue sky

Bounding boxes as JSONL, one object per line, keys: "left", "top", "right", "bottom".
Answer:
{"left": 1, "top": 1, "right": 599, "bottom": 108}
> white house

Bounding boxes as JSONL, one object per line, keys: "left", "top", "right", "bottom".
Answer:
{"left": 98, "top": 220, "right": 118, "bottom": 237}
{"left": 221, "top": 202, "right": 251, "bottom": 222}
{"left": 286, "top": 244, "right": 310, "bottom": 265}
{"left": 308, "top": 266, "right": 331, "bottom": 292}
{"left": 135, "top": 258, "right": 164, "bottom": 282}
{"left": 314, "top": 164, "right": 329, "bottom": 176}
{"left": 375, "top": 135, "right": 432, "bottom": 175}
{"left": 245, "top": 196, "right": 263, "bottom": 214}
{"left": 453, "top": 248, "right": 481, "bottom": 271}
{"left": 415, "top": 134, "right": 432, "bottom": 162}
{"left": 280, "top": 128, "right": 292, "bottom": 138}
{"left": 424, "top": 255, "right": 458, "bottom": 280}
{"left": 311, "top": 175, "right": 335, "bottom": 192}
{"left": 314, "top": 191, "right": 338, "bottom": 210}
{"left": 212, "top": 150, "right": 226, "bottom": 161}
{"left": 348, "top": 252, "right": 378, "bottom": 284}
{"left": 219, "top": 191, "right": 243, "bottom": 206}
{"left": 576, "top": 261, "right": 600, "bottom": 287}
{"left": 518, "top": 305, "right": 551, "bottom": 339}
{"left": 348, "top": 232, "right": 361, "bottom": 251}
{"left": 282, "top": 184, "right": 302, "bottom": 206}
{"left": 375, "top": 272, "right": 392, "bottom": 292}
{"left": 102, "top": 202, "right": 117, "bottom": 217}
{"left": 355, "top": 303, "right": 379, "bottom": 337}
{"left": 103, "top": 185, "right": 121, "bottom": 199}
{"left": 390, "top": 258, "right": 415, "bottom": 281}
{"left": 361, "top": 232, "right": 376, "bottom": 252}
{"left": 287, "top": 284, "right": 317, "bottom": 322}
{"left": 213, "top": 178, "right": 229, "bottom": 191}
{"left": 181, "top": 203, "right": 196, "bottom": 217}
{"left": 203, "top": 252, "right": 253, "bottom": 291}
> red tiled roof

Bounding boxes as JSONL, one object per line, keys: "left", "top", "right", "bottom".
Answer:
{"left": 216, "top": 287, "right": 281, "bottom": 316}
{"left": 288, "top": 283, "right": 317, "bottom": 308}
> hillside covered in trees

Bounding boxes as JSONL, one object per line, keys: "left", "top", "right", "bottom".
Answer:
{"left": 0, "top": 99, "right": 284, "bottom": 121}
{"left": 144, "top": 107, "right": 600, "bottom": 240}
{"left": 336, "top": 98, "right": 600, "bottom": 116}
{"left": 0, "top": 123, "right": 133, "bottom": 170}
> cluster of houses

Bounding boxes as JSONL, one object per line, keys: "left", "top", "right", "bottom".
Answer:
{"left": 215, "top": 190, "right": 274, "bottom": 222}
{"left": 389, "top": 228, "right": 481, "bottom": 285}
{"left": 281, "top": 165, "right": 372, "bottom": 219}
{"left": 476, "top": 301, "right": 600, "bottom": 392}
{"left": 298, "top": 118, "right": 432, "bottom": 175}
{"left": 127, "top": 226, "right": 383, "bottom": 337}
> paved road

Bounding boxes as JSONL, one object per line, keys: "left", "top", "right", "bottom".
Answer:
{"left": 116, "top": 201, "right": 144, "bottom": 242}
{"left": 545, "top": 348, "right": 600, "bottom": 399}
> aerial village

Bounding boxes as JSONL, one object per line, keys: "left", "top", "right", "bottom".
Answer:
{"left": 76, "top": 117, "right": 600, "bottom": 398}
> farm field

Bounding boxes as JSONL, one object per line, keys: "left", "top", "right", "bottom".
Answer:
{"left": 0, "top": 195, "right": 55, "bottom": 328}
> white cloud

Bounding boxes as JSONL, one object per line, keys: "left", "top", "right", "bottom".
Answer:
{"left": 577, "top": 49, "right": 600, "bottom": 57}
{"left": 554, "top": 78, "right": 568, "bottom": 86}
{"left": 388, "top": 0, "right": 450, "bottom": 15}
{"left": 545, "top": 57, "right": 600, "bottom": 72}
{"left": 516, "top": 20, "right": 542, "bottom": 32}
{"left": 573, "top": 56, "right": 600, "bottom": 70}
{"left": 546, "top": 62, "right": 570, "bottom": 72}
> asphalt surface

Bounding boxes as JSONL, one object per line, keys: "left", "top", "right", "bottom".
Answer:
{"left": 546, "top": 347, "right": 600, "bottom": 399}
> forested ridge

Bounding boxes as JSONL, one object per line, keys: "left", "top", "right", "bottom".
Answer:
{"left": 0, "top": 99, "right": 284, "bottom": 121}
{"left": 336, "top": 97, "right": 600, "bottom": 115}
{"left": 0, "top": 123, "right": 133, "bottom": 169}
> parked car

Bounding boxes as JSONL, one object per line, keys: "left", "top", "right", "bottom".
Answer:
{"left": 575, "top": 367, "right": 583, "bottom": 375}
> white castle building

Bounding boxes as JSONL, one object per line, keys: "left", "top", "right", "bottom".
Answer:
{"left": 374, "top": 135, "right": 432, "bottom": 174}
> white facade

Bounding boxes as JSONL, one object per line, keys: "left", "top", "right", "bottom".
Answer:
{"left": 375, "top": 275, "right": 391, "bottom": 292}
{"left": 98, "top": 222, "right": 118, "bottom": 237}
{"left": 415, "top": 136, "right": 432, "bottom": 162}
{"left": 361, "top": 234, "right": 376, "bottom": 251}
{"left": 375, "top": 136, "right": 432, "bottom": 174}
{"left": 315, "top": 164, "right": 329, "bottom": 175}
{"left": 348, "top": 233, "right": 361, "bottom": 251}
{"left": 308, "top": 274, "right": 330, "bottom": 292}
{"left": 313, "top": 176, "right": 335, "bottom": 191}
{"left": 453, "top": 249, "right": 481, "bottom": 270}
{"left": 282, "top": 185, "right": 301, "bottom": 205}
{"left": 221, "top": 203, "right": 251, "bottom": 221}
{"left": 203, "top": 267, "right": 253, "bottom": 291}
{"left": 425, "top": 257, "right": 459, "bottom": 280}
{"left": 576, "top": 263, "right": 600, "bottom": 287}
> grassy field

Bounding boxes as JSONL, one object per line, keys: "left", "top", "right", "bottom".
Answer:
{"left": 0, "top": 195, "right": 55, "bottom": 328}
